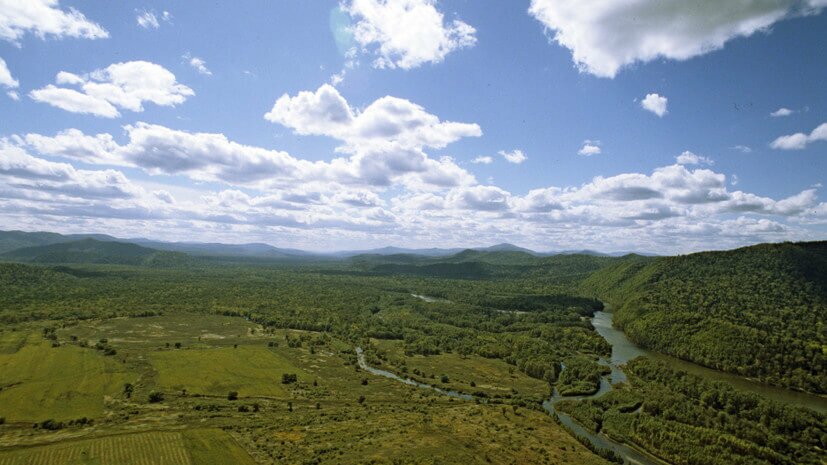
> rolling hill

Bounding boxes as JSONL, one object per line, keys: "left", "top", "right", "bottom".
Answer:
{"left": 581, "top": 241, "right": 827, "bottom": 393}
{"left": 1, "top": 238, "right": 193, "bottom": 267}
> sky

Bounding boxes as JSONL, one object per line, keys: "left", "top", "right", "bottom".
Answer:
{"left": 0, "top": 0, "right": 825, "bottom": 254}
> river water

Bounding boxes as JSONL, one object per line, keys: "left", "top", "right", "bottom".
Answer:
{"left": 362, "top": 299, "right": 826, "bottom": 464}
{"left": 590, "top": 311, "right": 827, "bottom": 414}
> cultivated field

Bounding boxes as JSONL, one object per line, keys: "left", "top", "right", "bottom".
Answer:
{"left": 0, "top": 430, "right": 255, "bottom": 465}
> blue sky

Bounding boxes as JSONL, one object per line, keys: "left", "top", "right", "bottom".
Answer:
{"left": 0, "top": 0, "right": 825, "bottom": 253}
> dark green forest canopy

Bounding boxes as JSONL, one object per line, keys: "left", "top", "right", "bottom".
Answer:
{"left": 580, "top": 241, "right": 827, "bottom": 393}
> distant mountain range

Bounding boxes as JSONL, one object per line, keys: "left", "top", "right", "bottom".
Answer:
{"left": 1, "top": 237, "right": 192, "bottom": 267}
{"left": 0, "top": 230, "right": 657, "bottom": 262}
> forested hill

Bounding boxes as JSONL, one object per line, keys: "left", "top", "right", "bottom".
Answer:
{"left": 1, "top": 238, "right": 193, "bottom": 267}
{"left": 354, "top": 249, "right": 618, "bottom": 282}
{"left": 581, "top": 241, "right": 827, "bottom": 393}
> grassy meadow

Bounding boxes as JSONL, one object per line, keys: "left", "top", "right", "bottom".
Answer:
{"left": 0, "top": 333, "right": 134, "bottom": 422}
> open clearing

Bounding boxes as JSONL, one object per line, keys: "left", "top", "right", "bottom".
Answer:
{"left": 57, "top": 314, "right": 260, "bottom": 349}
{"left": 149, "top": 346, "right": 305, "bottom": 397}
{"left": 0, "top": 335, "right": 133, "bottom": 422}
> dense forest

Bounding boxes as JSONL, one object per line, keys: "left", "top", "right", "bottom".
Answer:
{"left": 556, "top": 358, "right": 826, "bottom": 465}
{"left": 581, "top": 242, "right": 827, "bottom": 393}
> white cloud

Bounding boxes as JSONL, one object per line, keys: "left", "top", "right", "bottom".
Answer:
{"left": 30, "top": 85, "right": 119, "bottom": 117}
{"left": 770, "top": 107, "right": 794, "bottom": 117}
{"left": 6, "top": 90, "right": 18, "bottom": 100}
{"left": 732, "top": 145, "right": 752, "bottom": 153}
{"left": 29, "top": 61, "right": 193, "bottom": 118}
{"left": 528, "top": 0, "right": 825, "bottom": 78}
{"left": 771, "top": 122, "right": 827, "bottom": 150}
{"left": 136, "top": 11, "right": 159, "bottom": 29}
{"left": 641, "top": 93, "right": 668, "bottom": 117}
{"left": 185, "top": 54, "right": 212, "bottom": 75}
{"left": 0, "top": 56, "right": 17, "bottom": 87}
{"left": 136, "top": 9, "right": 171, "bottom": 29}
{"left": 25, "top": 122, "right": 477, "bottom": 191}
{"left": 498, "top": 149, "right": 527, "bottom": 164}
{"left": 0, "top": 139, "right": 141, "bottom": 200}
{"left": 578, "top": 141, "right": 601, "bottom": 156}
{"left": 342, "top": 0, "right": 476, "bottom": 69}
{"left": 675, "top": 151, "right": 714, "bottom": 166}
{"left": 265, "top": 84, "right": 481, "bottom": 152}
{"left": 472, "top": 156, "right": 493, "bottom": 164}
{"left": 6, "top": 132, "right": 826, "bottom": 254}
{"left": 0, "top": 0, "right": 108, "bottom": 43}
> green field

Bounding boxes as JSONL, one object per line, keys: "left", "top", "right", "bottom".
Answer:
{"left": 0, "top": 430, "right": 255, "bottom": 465}
{"left": 150, "top": 346, "right": 303, "bottom": 397}
{"left": 0, "top": 334, "right": 134, "bottom": 422}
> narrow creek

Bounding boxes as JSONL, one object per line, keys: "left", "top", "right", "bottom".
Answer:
{"left": 365, "top": 298, "right": 826, "bottom": 464}
{"left": 355, "top": 347, "right": 473, "bottom": 400}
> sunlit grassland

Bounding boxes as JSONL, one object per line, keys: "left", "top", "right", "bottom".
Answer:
{"left": 149, "top": 346, "right": 302, "bottom": 397}
{"left": 0, "top": 334, "right": 134, "bottom": 422}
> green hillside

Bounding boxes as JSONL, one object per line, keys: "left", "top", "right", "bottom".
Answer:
{"left": 581, "top": 241, "right": 827, "bottom": 393}
{"left": 1, "top": 238, "right": 192, "bottom": 267}
{"left": 360, "top": 250, "right": 616, "bottom": 283}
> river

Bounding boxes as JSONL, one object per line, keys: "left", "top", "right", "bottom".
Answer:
{"left": 363, "top": 299, "right": 826, "bottom": 464}
{"left": 590, "top": 311, "right": 827, "bottom": 414}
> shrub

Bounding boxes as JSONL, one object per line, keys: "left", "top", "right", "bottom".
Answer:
{"left": 227, "top": 391, "right": 238, "bottom": 400}
{"left": 148, "top": 391, "right": 164, "bottom": 403}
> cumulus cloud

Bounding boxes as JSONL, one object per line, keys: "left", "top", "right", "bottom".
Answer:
{"left": 0, "top": 139, "right": 141, "bottom": 200}
{"left": 6, "top": 133, "right": 826, "bottom": 253}
{"left": 265, "top": 84, "right": 481, "bottom": 152}
{"left": 0, "top": 56, "right": 17, "bottom": 88}
{"left": 675, "top": 151, "right": 714, "bottom": 166}
{"left": 472, "top": 156, "right": 493, "bottom": 164}
{"left": 0, "top": 0, "right": 108, "bottom": 43}
{"left": 499, "top": 149, "right": 527, "bottom": 164}
{"left": 578, "top": 140, "right": 601, "bottom": 156}
{"left": 342, "top": 0, "right": 476, "bottom": 69}
{"left": 770, "top": 122, "right": 827, "bottom": 150}
{"left": 25, "top": 122, "right": 477, "bottom": 191}
{"left": 732, "top": 145, "right": 752, "bottom": 153}
{"left": 30, "top": 61, "right": 193, "bottom": 117}
{"left": 641, "top": 93, "right": 668, "bottom": 117}
{"left": 528, "top": 0, "right": 825, "bottom": 78}
{"left": 770, "top": 107, "right": 794, "bottom": 117}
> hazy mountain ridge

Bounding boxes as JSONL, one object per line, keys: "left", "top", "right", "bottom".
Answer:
{"left": 0, "top": 231, "right": 655, "bottom": 259}
{"left": 1, "top": 238, "right": 192, "bottom": 267}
